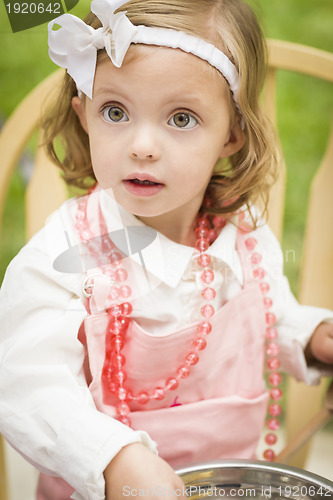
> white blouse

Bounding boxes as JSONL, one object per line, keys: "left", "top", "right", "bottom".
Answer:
{"left": 0, "top": 187, "right": 332, "bottom": 500}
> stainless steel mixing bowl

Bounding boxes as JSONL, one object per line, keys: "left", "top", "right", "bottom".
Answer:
{"left": 176, "top": 460, "right": 333, "bottom": 499}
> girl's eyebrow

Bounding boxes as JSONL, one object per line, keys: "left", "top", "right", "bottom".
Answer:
{"left": 165, "top": 94, "right": 203, "bottom": 106}
{"left": 94, "top": 86, "right": 129, "bottom": 99}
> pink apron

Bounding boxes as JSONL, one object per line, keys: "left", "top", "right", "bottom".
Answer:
{"left": 36, "top": 231, "right": 269, "bottom": 499}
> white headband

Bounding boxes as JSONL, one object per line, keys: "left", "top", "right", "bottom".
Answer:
{"left": 48, "top": 0, "right": 240, "bottom": 105}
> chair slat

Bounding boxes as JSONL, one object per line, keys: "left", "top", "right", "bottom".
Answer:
{"left": 26, "top": 129, "right": 67, "bottom": 240}
{"left": 0, "top": 70, "right": 64, "bottom": 235}
{"left": 267, "top": 39, "right": 333, "bottom": 82}
{"left": 299, "top": 121, "right": 333, "bottom": 308}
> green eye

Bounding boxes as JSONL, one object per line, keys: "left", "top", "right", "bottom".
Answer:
{"left": 174, "top": 113, "right": 190, "bottom": 127}
{"left": 169, "top": 112, "right": 198, "bottom": 129}
{"left": 103, "top": 106, "right": 128, "bottom": 122}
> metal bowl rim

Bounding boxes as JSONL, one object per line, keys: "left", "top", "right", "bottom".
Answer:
{"left": 175, "top": 459, "right": 333, "bottom": 491}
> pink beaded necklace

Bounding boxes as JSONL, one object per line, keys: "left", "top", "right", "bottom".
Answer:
{"left": 75, "top": 191, "right": 283, "bottom": 461}
{"left": 243, "top": 228, "right": 283, "bottom": 461}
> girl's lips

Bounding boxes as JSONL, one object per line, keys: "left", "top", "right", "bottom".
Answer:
{"left": 123, "top": 179, "right": 165, "bottom": 197}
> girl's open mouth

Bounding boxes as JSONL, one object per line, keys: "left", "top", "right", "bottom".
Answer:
{"left": 123, "top": 177, "right": 165, "bottom": 197}
{"left": 129, "top": 179, "right": 160, "bottom": 186}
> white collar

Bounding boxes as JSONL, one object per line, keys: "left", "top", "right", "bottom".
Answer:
{"left": 99, "top": 188, "right": 243, "bottom": 288}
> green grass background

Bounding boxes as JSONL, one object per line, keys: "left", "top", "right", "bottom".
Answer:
{"left": 0, "top": 0, "right": 332, "bottom": 292}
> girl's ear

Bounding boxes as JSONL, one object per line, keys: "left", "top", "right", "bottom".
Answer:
{"left": 219, "top": 120, "right": 245, "bottom": 159}
{"left": 72, "top": 96, "right": 88, "bottom": 133}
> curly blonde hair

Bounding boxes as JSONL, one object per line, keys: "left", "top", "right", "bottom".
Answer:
{"left": 43, "top": 0, "right": 279, "bottom": 222}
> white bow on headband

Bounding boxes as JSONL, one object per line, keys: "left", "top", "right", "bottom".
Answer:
{"left": 48, "top": 0, "right": 139, "bottom": 98}
{"left": 48, "top": 0, "right": 240, "bottom": 104}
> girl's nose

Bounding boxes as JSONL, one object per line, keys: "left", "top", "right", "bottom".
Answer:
{"left": 129, "top": 125, "right": 160, "bottom": 161}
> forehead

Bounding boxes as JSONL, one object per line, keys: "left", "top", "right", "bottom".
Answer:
{"left": 93, "top": 45, "right": 230, "bottom": 102}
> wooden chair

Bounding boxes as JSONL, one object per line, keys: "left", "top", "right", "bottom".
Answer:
{"left": 0, "top": 40, "right": 333, "bottom": 498}
{"left": 264, "top": 40, "right": 333, "bottom": 468}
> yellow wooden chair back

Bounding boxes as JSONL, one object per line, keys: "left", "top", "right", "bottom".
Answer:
{"left": 0, "top": 40, "right": 333, "bottom": 498}
{"left": 264, "top": 40, "right": 333, "bottom": 468}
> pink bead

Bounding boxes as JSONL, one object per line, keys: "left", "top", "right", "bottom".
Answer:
{"left": 110, "top": 252, "right": 123, "bottom": 263}
{"left": 195, "top": 238, "right": 210, "bottom": 252}
{"left": 81, "top": 230, "right": 93, "bottom": 241}
{"left": 166, "top": 378, "right": 179, "bottom": 391}
{"left": 238, "top": 212, "right": 245, "bottom": 222}
{"left": 119, "top": 285, "right": 132, "bottom": 298}
{"left": 266, "top": 342, "right": 279, "bottom": 357}
{"left": 186, "top": 352, "right": 199, "bottom": 366}
{"left": 268, "top": 372, "right": 282, "bottom": 387}
{"left": 109, "top": 319, "right": 125, "bottom": 335}
{"left": 245, "top": 237, "right": 257, "bottom": 251}
{"left": 265, "top": 433, "right": 277, "bottom": 445}
{"left": 197, "top": 217, "right": 210, "bottom": 228}
{"left": 115, "top": 371, "right": 127, "bottom": 384}
{"left": 111, "top": 353, "right": 126, "bottom": 368}
{"left": 75, "top": 221, "right": 86, "bottom": 231}
{"left": 136, "top": 391, "right": 150, "bottom": 404}
{"left": 263, "top": 449, "right": 275, "bottom": 461}
{"left": 115, "top": 268, "right": 128, "bottom": 282}
{"left": 270, "top": 388, "right": 283, "bottom": 401}
{"left": 212, "top": 216, "right": 226, "bottom": 228}
{"left": 76, "top": 209, "right": 86, "bottom": 221}
{"left": 177, "top": 366, "right": 190, "bottom": 379}
{"left": 108, "top": 304, "right": 123, "bottom": 318}
{"left": 253, "top": 267, "right": 266, "bottom": 280}
{"left": 195, "top": 227, "right": 209, "bottom": 239}
{"left": 201, "top": 304, "right": 215, "bottom": 318}
{"left": 266, "top": 327, "right": 278, "bottom": 339}
{"left": 208, "top": 229, "right": 218, "bottom": 243}
{"left": 118, "top": 415, "right": 131, "bottom": 427}
{"left": 201, "top": 269, "right": 214, "bottom": 284}
{"left": 116, "top": 402, "right": 130, "bottom": 416}
{"left": 260, "top": 282, "right": 270, "bottom": 295}
{"left": 109, "top": 287, "right": 120, "bottom": 300}
{"left": 152, "top": 387, "right": 166, "bottom": 400}
{"left": 251, "top": 252, "right": 262, "bottom": 265}
{"left": 267, "top": 418, "right": 280, "bottom": 431}
{"left": 197, "top": 321, "right": 212, "bottom": 335}
{"left": 119, "top": 317, "right": 130, "bottom": 330}
{"left": 121, "top": 302, "right": 133, "bottom": 316}
{"left": 263, "top": 297, "right": 273, "bottom": 309}
{"left": 267, "top": 358, "right": 280, "bottom": 370}
{"left": 102, "top": 235, "right": 115, "bottom": 253}
{"left": 198, "top": 254, "right": 211, "bottom": 267}
{"left": 193, "top": 337, "right": 207, "bottom": 351}
{"left": 87, "top": 239, "right": 102, "bottom": 254}
{"left": 265, "top": 312, "right": 276, "bottom": 326}
{"left": 117, "top": 387, "right": 128, "bottom": 401}
{"left": 202, "top": 287, "right": 216, "bottom": 301}
{"left": 110, "top": 336, "right": 124, "bottom": 351}
{"left": 268, "top": 403, "right": 282, "bottom": 417}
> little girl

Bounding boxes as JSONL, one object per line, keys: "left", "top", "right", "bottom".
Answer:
{"left": 0, "top": 0, "right": 333, "bottom": 499}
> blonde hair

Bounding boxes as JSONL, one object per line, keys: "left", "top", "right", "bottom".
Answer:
{"left": 43, "top": 0, "right": 279, "bottom": 223}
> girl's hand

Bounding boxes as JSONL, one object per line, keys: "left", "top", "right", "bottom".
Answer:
{"left": 305, "top": 322, "right": 333, "bottom": 365}
{"left": 104, "top": 442, "right": 187, "bottom": 499}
